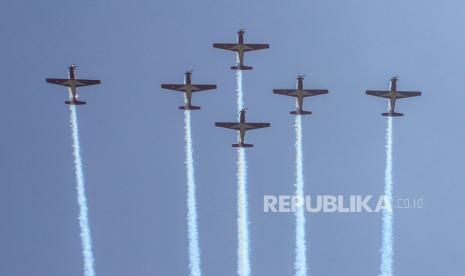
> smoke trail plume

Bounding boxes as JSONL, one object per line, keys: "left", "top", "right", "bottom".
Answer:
{"left": 183, "top": 110, "right": 202, "bottom": 276}
{"left": 380, "top": 116, "right": 393, "bottom": 276}
{"left": 294, "top": 116, "right": 307, "bottom": 276}
{"left": 235, "top": 64, "right": 251, "bottom": 276}
{"left": 236, "top": 69, "right": 244, "bottom": 111}
{"left": 69, "top": 105, "right": 96, "bottom": 276}
{"left": 237, "top": 147, "right": 250, "bottom": 276}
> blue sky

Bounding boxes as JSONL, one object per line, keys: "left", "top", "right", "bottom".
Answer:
{"left": 1, "top": 0, "right": 465, "bottom": 275}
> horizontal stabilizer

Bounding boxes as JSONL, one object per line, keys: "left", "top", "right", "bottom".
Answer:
{"left": 382, "top": 112, "right": 403, "bottom": 117}
{"left": 179, "top": 105, "right": 201, "bottom": 110}
{"left": 231, "top": 65, "right": 253, "bottom": 70}
{"left": 232, "top": 143, "right": 254, "bottom": 148}
{"left": 290, "top": 110, "right": 312, "bottom": 115}
{"left": 65, "top": 100, "right": 86, "bottom": 105}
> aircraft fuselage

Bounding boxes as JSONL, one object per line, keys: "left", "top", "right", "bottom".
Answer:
{"left": 296, "top": 76, "right": 305, "bottom": 112}
{"left": 235, "top": 110, "right": 260, "bottom": 144}
{"left": 388, "top": 78, "right": 398, "bottom": 114}
{"left": 232, "top": 30, "right": 253, "bottom": 67}
{"left": 183, "top": 71, "right": 193, "bottom": 106}
{"left": 68, "top": 65, "right": 78, "bottom": 100}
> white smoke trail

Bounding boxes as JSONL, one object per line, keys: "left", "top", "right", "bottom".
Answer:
{"left": 294, "top": 116, "right": 307, "bottom": 276}
{"left": 69, "top": 105, "right": 96, "bottom": 276}
{"left": 237, "top": 147, "right": 249, "bottom": 276}
{"left": 380, "top": 116, "right": 393, "bottom": 276}
{"left": 236, "top": 69, "right": 244, "bottom": 111}
{"left": 235, "top": 61, "right": 250, "bottom": 276}
{"left": 183, "top": 110, "right": 202, "bottom": 276}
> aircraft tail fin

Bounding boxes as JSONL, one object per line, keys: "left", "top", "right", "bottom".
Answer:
{"left": 179, "top": 105, "right": 201, "bottom": 110}
{"left": 382, "top": 112, "right": 403, "bottom": 117}
{"left": 231, "top": 65, "right": 253, "bottom": 70}
{"left": 65, "top": 100, "right": 86, "bottom": 105}
{"left": 232, "top": 143, "right": 254, "bottom": 148}
{"left": 290, "top": 110, "right": 312, "bottom": 115}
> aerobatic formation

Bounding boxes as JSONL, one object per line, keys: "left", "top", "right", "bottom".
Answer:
{"left": 45, "top": 28, "right": 421, "bottom": 276}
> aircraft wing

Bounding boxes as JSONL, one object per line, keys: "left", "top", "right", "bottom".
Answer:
{"left": 46, "top": 78, "right": 70, "bottom": 87}
{"left": 366, "top": 90, "right": 391, "bottom": 98}
{"left": 302, "top": 89, "right": 329, "bottom": 97}
{"left": 273, "top": 89, "right": 298, "bottom": 97}
{"left": 274, "top": 89, "right": 328, "bottom": 97}
{"left": 161, "top": 84, "right": 185, "bottom": 91}
{"left": 213, "top": 43, "right": 239, "bottom": 52}
{"left": 215, "top": 122, "right": 240, "bottom": 130}
{"left": 243, "top": 44, "right": 270, "bottom": 52}
{"left": 192, "top": 84, "right": 217, "bottom": 92}
{"left": 246, "top": 123, "right": 271, "bottom": 130}
{"left": 75, "top": 79, "right": 101, "bottom": 87}
{"left": 396, "top": 91, "right": 422, "bottom": 98}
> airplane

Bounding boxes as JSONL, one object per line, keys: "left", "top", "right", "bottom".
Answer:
{"left": 46, "top": 64, "right": 101, "bottom": 105}
{"left": 213, "top": 28, "right": 269, "bottom": 70}
{"left": 161, "top": 70, "right": 217, "bottom": 110}
{"left": 366, "top": 76, "right": 421, "bottom": 116}
{"left": 215, "top": 108, "right": 270, "bottom": 148}
{"left": 273, "top": 75, "right": 329, "bottom": 115}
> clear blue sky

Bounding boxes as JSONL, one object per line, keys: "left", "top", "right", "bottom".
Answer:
{"left": 1, "top": 0, "right": 464, "bottom": 275}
